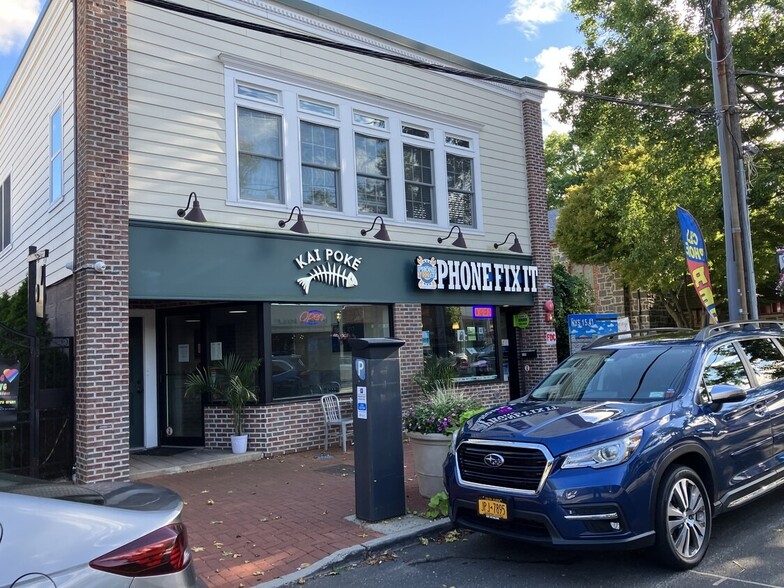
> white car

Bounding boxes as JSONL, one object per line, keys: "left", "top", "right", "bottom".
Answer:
{"left": 0, "top": 473, "right": 206, "bottom": 587}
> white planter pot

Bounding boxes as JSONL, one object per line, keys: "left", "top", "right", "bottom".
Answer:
{"left": 408, "top": 431, "right": 452, "bottom": 498}
{"left": 231, "top": 434, "right": 248, "bottom": 454}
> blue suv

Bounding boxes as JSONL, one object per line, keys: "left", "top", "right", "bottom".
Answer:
{"left": 444, "top": 321, "right": 784, "bottom": 569}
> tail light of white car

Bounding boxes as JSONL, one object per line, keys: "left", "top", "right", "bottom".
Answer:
{"left": 89, "top": 523, "right": 191, "bottom": 577}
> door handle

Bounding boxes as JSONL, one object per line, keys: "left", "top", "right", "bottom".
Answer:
{"left": 753, "top": 402, "right": 767, "bottom": 417}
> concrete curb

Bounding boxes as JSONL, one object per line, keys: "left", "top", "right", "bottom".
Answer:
{"left": 259, "top": 518, "right": 454, "bottom": 588}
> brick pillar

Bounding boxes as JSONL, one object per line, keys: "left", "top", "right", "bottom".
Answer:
{"left": 393, "top": 303, "right": 424, "bottom": 410}
{"left": 74, "top": 0, "right": 130, "bottom": 482}
{"left": 521, "top": 98, "right": 558, "bottom": 390}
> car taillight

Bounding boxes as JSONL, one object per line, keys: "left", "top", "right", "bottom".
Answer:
{"left": 89, "top": 523, "right": 191, "bottom": 577}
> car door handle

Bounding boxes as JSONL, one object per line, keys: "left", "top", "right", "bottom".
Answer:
{"left": 754, "top": 402, "right": 768, "bottom": 416}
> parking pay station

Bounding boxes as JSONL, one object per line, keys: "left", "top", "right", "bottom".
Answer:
{"left": 349, "top": 337, "right": 406, "bottom": 522}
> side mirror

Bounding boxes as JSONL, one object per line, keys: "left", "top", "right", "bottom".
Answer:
{"left": 708, "top": 384, "right": 747, "bottom": 411}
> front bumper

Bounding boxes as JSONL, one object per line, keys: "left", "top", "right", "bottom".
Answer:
{"left": 444, "top": 450, "right": 656, "bottom": 550}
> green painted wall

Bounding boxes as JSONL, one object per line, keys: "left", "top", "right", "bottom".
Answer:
{"left": 129, "top": 221, "right": 536, "bottom": 306}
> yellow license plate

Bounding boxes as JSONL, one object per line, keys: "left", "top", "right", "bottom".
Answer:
{"left": 478, "top": 497, "right": 508, "bottom": 520}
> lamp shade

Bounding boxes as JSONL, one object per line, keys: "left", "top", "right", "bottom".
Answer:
{"left": 177, "top": 192, "right": 207, "bottom": 223}
{"left": 279, "top": 206, "right": 309, "bottom": 234}
{"left": 360, "top": 216, "right": 391, "bottom": 241}
{"left": 438, "top": 225, "right": 467, "bottom": 248}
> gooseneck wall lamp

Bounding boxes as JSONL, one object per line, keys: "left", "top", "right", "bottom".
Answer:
{"left": 177, "top": 192, "right": 207, "bottom": 223}
{"left": 278, "top": 206, "right": 310, "bottom": 234}
{"left": 360, "top": 216, "right": 391, "bottom": 241}
{"left": 437, "top": 225, "right": 467, "bottom": 248}
{"left": 494, "top": 231, "right": 523, "bottom": 253}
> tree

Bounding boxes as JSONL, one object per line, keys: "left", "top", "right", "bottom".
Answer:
{"left": 552, "top": 262, "right": 595, "bottom": 362}
{"left": 552, "top": 0, "right": 784, "bottom": 320}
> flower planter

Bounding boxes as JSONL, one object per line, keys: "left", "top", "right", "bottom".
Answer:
{"left": 408, "top": 431, "right": 451, "bottom": 498}
{"left": 231, "top": 434, "right": 248, "bottom": 454}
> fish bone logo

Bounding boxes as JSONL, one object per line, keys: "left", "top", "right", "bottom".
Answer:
{"left": 297, "top": 262, "right": 358, "bottom": 294}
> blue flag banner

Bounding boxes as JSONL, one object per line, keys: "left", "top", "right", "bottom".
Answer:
{"left": 676, "top": 207, "right": 719, "bottom": 324}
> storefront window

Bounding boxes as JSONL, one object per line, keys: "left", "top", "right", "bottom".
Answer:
{"left": 421, "top": 305, "right": 498, "bottom": 382}
{"left": 270, "top": 303, "right": 390, "bottom": 400}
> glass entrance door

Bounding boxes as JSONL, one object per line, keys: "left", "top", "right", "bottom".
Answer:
{"left": 162, "top": 314, "right": 204, "bottom": 445}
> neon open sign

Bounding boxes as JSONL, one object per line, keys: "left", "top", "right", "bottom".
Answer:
{"left": 472, "top": 306, "right": 494, "bottom": 319}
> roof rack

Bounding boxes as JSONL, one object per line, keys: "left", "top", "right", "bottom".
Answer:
{"left": 695, "top": 320, "right": 784, "bottom": 341}
{"left": 586, "top": 328, "right": 696, "bottom": 348}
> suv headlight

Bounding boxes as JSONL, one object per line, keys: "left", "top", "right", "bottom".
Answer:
{"left": 561, "top": 430, "right": 643, "bottom": 469}
{"left": 450, "top": 429, "right": 460, "bottom": 453}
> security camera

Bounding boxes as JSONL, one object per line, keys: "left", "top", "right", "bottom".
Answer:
{"left": 93, "top": 261, "right": 106, "bottom": 273}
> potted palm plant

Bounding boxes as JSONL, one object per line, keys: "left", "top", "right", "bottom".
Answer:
{"left": 184, "top": 353, "right": 261, "bottom": 454}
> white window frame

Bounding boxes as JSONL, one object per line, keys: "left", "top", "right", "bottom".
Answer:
{"left": 224, "top": 67, "right": 482, "bottom": 230}
{"left": 50, "top": 102, "right": 63, "bottom": 205}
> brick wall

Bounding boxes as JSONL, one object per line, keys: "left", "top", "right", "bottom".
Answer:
{"left": 73, "top": 0, "right": 130, "bottom": 483}
{"left": 521, "top": 99, "right": 558, "bottom": 389}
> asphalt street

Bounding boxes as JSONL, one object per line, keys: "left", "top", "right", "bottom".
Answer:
{"left": 300, "top": 487, "right": 784, "bottom": 588}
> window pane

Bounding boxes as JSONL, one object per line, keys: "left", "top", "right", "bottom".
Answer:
{"left": 239, "top": 154, "right": 281, "bottom": 201}
{"left": 237, "top": 84, "right": 279, "bottom": 103}
{"left": 355, "top": 134, "right": 389, "bottom": 215}
{"left": 421, "top": 305, "right": 497, "bottom": 383}
{"left": 270, "top": 304, "right": 390, "bottom": 400}
{"left": 703, "top": 343, "right": 750, "bottom": 389}
{"left": 737, "top": 338, "right": 784, "bottom": 386}
{"left": 1, "top": 176, "right": 9, "bottom": 250}
{"left": 238, "top": 108, "right": 282, "bottom": 201}
{"left": 402, "top": 125, "right": 430, "bottom": 139}
{"left": 353, "top": 113, "right": 386, "bottom": 129}
{"left": 238, "top": 108, "right": 281, "bottom": 156}
{"left": 51, "top": 155, "right": 62, "bottom": 202}
{"left": 299, "top": 98, "right": 337, "bottom": 117}
{"left": 302, "top": 167, "right": 338, "bottom": 208}
{"left": 301, "top": 122, "right": 338, "bottom": 167}
{"left": 51, "top": 108, "right": 62, "bottom": 153}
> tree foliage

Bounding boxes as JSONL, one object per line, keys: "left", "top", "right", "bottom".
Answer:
{"left": 552, "top": 0, "right": 784, "bottom": 322}
{"left": 552, "top": 262, "right": 595, "bottom": 362}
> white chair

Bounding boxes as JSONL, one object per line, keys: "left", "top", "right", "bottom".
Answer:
{"left": 320, "top": 392, "right": 351, "bottom": 452}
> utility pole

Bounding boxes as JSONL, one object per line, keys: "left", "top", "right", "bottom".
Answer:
{"left": 710, "top": 0, "right": 757, "bottom": 320}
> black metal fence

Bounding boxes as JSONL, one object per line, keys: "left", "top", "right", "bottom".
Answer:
{"left": 0, "top": 322, "right": 73, "bottom": 480}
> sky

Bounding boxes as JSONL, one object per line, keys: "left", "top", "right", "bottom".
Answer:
{"left": 0, "top": 0, "right": 584, "bottom": 134}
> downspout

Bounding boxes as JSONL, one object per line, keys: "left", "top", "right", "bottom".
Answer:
{"left": 70, "top": 0, "right": 78, "bottom": 481}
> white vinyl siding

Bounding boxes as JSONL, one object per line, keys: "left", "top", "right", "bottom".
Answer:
{"left": 0, "top": 1, "right": 74, "bottom": 294}
{"left": 126, "top": 0, "right": 536, "bottom": 251}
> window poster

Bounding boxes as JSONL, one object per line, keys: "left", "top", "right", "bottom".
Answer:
{"left": 422, "top": 330, "right": 430, "bottom": 346}
{"left": 178, "top": 344, "right": 190, "bottom": 363}
{"left": 210, "top": 341, "right": 223, "bottom": 361}
{"left": 467, "top": 326, "right": 476, "bottom": 341}
{"left": 0, "top": 360, "right": 20, "bottom": 427}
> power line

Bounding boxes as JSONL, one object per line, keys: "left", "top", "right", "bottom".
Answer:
{"left": 133, "top": 0, "right": 712, "bottom": 116}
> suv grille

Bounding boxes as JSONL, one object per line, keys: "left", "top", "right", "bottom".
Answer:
{"left": 457, "top": 442, "right": 550, "bottom": 493}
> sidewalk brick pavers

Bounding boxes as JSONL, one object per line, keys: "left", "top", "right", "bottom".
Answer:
{"left": 146, "top": 443, "right": 430, "bottom": 588}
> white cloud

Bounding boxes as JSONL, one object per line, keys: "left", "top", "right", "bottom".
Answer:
{"left": 501, "top": 0, "right": 568, "bottom": 38}
{"left": 533, "top": 46, "right": 579, "bottom": 136}
{"left": 0, "top": 0, "right": 41, "bottom": 54}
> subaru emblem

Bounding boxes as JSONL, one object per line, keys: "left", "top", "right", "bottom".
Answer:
{"left": 484, "top": 453, "right": 505, "bottom": 467}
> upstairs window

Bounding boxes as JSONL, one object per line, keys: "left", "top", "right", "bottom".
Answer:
{"left": 0, "top": 176, "right": 10, "bottom": 252}
{"left": 404, "top": 145, "right": 434, "bottom": 222}
{"left": 50, "top": 106, "right": 63, "bottom": 204}
{"left": 238, "top": 107, "right": 283, "bottom": 202}
{"left": 301, "top": 121, "right": 340, "bottom": 209}
{"left": 225, "top": 69, "right": 482, "bottom": 230}
{"left": 355, "top": 134, "right": 389, "bottom": 215}
{"left": 447, "top": 154, "right": 475, "bottom": 226}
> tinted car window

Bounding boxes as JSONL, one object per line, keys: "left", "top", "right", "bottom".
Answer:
{"left": 530, "top": 346, "right": 695, "bottom": 402}
{"left": 737, "top": 337, "right": 784, "bottom": 386}
{"left": 702, "top": 342, "right": 750, "bottom": 389}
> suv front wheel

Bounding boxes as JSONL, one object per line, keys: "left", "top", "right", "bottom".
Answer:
{"left": 654, "top": 465, "right": 712, "bottom": 569}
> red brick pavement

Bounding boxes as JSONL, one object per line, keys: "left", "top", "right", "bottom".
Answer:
{"left": 146, "top": 442, "right": 430, "bottom": 588}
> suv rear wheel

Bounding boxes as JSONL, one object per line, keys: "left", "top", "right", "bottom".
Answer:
{"left": 654, "top": 465, "right": 711, "bottom": 569}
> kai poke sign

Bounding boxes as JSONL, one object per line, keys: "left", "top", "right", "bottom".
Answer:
{"left": 294, "top": 248, "right": 362, "bottom": 295}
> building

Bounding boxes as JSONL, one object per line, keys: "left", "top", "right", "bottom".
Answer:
{"left": 0, "top": 0, "right": 556, "bottom": 483}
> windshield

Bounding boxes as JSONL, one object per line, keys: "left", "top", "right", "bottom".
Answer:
{"left": 530, "top": 346, "right": 696, "bottom": 402}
